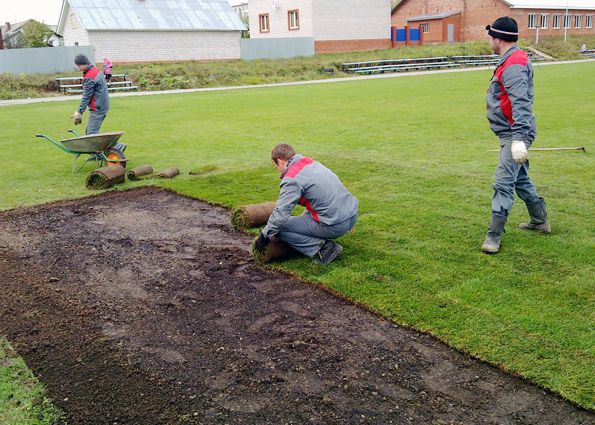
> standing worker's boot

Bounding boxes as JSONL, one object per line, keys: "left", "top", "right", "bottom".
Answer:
{"left": 519, "top": 197, "right": 551, "bottom": 234}
{"left": 481, "top": 213, "right": 508, "bottom": 254}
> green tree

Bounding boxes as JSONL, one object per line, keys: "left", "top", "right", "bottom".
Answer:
{"left": 240, "top": 13, "right": 250, "bottom": 39}
{"left": 21, "top": 20, "right": 54, "bottom": 48}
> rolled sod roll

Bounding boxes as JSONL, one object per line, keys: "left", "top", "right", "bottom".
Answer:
{"left": 155, "top": 167, "right": 180, "bottom": 179}
{"left": 252, "top": 237, "right": 299, "bottom": 264}
{"left": 85, "top": 165, "right": 125, "bottom": 190}
{"left": 127, "top": 165, "right": 153, "bottom": 180}
{"left": 231, "top": 202, "right": 276, "bottom": 229}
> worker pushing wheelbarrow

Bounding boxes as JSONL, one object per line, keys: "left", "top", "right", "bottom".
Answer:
{"left": 35, "top": 53, "right": 129, "bottom": 172}
{"left": 35, "top": 129, "right": 127, "bottom": 173}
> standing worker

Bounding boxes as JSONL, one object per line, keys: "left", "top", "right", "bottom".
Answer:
{"left": 482, "top": 17, "right": 550, "bottom": 254}
{"left": 71, "top": 54, "right": 125, "bottom": 151}
{"left": 254, "top": 144, "right": 358, "bottom": 264}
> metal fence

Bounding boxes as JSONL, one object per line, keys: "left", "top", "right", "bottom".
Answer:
{"left": 0, "top": 45, "right": 96, "bottom": 75}
{"left": 241, "top": 37, "right": 314, "bottom": 60}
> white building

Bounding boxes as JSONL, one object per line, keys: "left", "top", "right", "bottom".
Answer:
{"left": 232, "top": 2, "right": 249, "bottom": 19}
{"left": 57, "top": 0, "right": 247, "bottom": 63}
{"left": 248, "top": 0, "right": 392, "bottom": 53}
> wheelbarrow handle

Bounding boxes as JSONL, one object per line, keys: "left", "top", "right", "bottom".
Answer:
{"left": 35, "top": 134, "right": 69, "bottom": 153}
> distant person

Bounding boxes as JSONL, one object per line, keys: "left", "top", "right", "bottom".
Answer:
{"left": 254, "top": 144, "right": 358, "bottom": 264}
{"left": 580, "top": 43, "right": 587, "bottom": 53}
{"left": 482, "top": 17, "right": 550, "bottom": 254}
{"left": 102, "top": 56, "right": 113, "bottom": 82}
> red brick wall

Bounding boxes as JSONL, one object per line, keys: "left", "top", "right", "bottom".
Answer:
{"left": 412, "top": 20, "right": 443, "bottom": 43}
{"left": 315, "top": 39, "right": 391, "bottom": 54}
{"left": 391, "top": 0, "right": 464, "bottom": 28}
{"left": 442, "top": 14, "right": 462, "bottom": 42}
{"left": 393, "top": 0, "right": 595, "bottom": 42}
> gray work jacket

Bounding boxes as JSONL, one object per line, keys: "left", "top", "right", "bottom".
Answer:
{"left": 262, "top": 154, "right": 359, "bottom": 237}
{"left": 486, "top": 46, "right": 536, "bottom": 141}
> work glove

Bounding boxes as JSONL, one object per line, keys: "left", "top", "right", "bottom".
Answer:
{"left": 511, "top": 140, "right": 528, "bottom": 164}
{"left": 254, "top": 233, "right": 269, "bottom": 253}
{"left": 72, "top": 111, "right": 83, "bottom": 125}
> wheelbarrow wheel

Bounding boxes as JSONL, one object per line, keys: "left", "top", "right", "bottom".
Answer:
{"left": 105, "top": 148, "right": 127, "bottom": 168}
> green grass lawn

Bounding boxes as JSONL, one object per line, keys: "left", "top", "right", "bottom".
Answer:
{"left": 1, "top": 62, "right": 594, "bottom": 411}
{"left": 0, "top": 338, "right": 63, "bottom": 424}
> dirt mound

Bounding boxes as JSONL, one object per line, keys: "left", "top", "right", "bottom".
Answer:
{"left": 0, "top": 187, "right": 591, "bottom": 424}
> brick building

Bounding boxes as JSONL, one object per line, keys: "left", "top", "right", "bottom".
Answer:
{"left": 57, "top": 0, "right": 246, "bottom": 63}
{"left": 249, "top": 0, "right": 392, "bottom": 53}
{"left": 392, "top": 0, "right": 595, "bottom": 43}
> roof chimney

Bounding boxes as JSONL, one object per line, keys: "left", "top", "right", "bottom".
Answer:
{"left": 5, "top": 22, "right": 10, "bottom": 31}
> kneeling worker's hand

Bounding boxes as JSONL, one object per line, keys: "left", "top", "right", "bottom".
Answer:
{"left": 511, "top": 140, "right": 528, "bottom": 164}
{"left": 255, "top": 233, "right": 269, "bottom": 253}
{"left": 72, "top": 111, "right": 83, "bottom": 125}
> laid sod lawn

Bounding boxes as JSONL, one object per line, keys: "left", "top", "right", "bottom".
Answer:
{"left": 1, "top": 62, "right": 594, "bottom": 410}
{"left": 0, "top": 338, "right": 63, "bottom": 424}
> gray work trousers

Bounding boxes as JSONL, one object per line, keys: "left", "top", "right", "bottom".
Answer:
{"left": 276, "top": 213, "right": 358, "bottom": 258}
{"left": 492, "top": 138, "right": 541, "bottom": 216}
{"left": 86, "top": 111, "right": 107, "bottom": 135}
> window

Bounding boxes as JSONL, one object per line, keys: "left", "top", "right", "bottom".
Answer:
{"left": 259, "top": 13, "right": 269, "bottom": 33}
{"left": 420, "top": 23, "right": 429, "bottom": 33}
{"left": 288, "top": 9, "right": 299, "bottom": 30}
{"left": 528, "top": 14, "right": 537, "bottom": 29}
{"left": 553, "top": 14, "right": 561, "bottom": 29}
{"left": 540, "top": 14, "right": 549, "bottom": 29}
{"left": 586, "top": 15, "right": 593, "bottom": 29}
{"left": 564, "top": 14, "right": 571, "bottom": 29}
{"left": 574, "top": 15, "right": 582, "bottom": 28}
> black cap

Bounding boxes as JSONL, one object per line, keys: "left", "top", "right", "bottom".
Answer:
{"left": 486, "top": 16, "right": 518, "bottom": 42}
{"left": 74, "top": 54, "right": 90, "bottom": 66}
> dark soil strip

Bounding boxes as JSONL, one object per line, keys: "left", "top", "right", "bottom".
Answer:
{"left": 0, "top": 187, "right": 591, "bottom": 425}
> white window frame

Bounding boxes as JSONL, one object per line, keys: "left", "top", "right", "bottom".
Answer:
{"left": 528, "top": 13, "right": 537, "bottom": 29}
{"left": 540, "top": 14, "right": 549, "bottom": 29}
{"left": 288, "top": 9, "right": 299, "bottom": 31}
{"left": 553, "top": 14, "right": 561, "bottom": 29}
{"left": 574, "top": 14, "right": 582, "bottom": 28}
{"left": 420, "top": 23, "right": 429, "bottom": 33}
{"left": 586, "top": 15, "right": 593, "bottom": 29}
{"left": 564, "top": 14, "right": 572, "bottom": 29}
{"left": 259, "top": 13, "right": 270, "bottom": 33}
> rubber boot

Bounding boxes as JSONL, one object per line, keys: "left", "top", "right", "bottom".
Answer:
{"left": 519, "top": 197, "right": 551, "bottom": 234}
{"left": 481, "top": 213, "right": 507, "bottom": 254}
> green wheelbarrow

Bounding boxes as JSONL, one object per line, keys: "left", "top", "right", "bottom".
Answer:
{"left": 35, "top": 129, "right": 127, "bottom": 173}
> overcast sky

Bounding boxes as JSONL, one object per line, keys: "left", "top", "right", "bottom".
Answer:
{"left": 1, "top": 0, "right": 244, "bottom": 26}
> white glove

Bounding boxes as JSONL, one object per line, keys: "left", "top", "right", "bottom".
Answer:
{"left": 511, "top": 140, "right": 528, "bottom": 164}
{"left": 72, "top": 111, "right": 83, "bottom": 125}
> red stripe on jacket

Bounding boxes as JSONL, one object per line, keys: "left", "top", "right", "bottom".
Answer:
{"left": 494, "top": 50, "right": 528, "bottom": 125}
{"left": 84, "top": 66, "right": 100, "bottom": 111}
{"left": 299, "top": 196, "right": 319, "bottom": 222}
{"left": 284, "top": 157, "right": 314, "bottom": 178}
{"left": 284, "top": 157, "right": 319, "bottom": 222}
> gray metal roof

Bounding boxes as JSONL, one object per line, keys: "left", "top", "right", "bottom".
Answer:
{"left": 68, "top": 0, "right": 246, "bottom": 31}
{"left": 407, "top": 11, "right": 461, "bottom": 22}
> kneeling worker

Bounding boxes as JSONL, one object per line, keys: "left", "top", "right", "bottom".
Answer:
{"left": 255, "top": 144, "right": 358, "bottom": 264}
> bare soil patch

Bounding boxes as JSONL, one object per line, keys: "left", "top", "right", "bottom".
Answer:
{"left": 0, "top": 187, "right": 591, "bottom": 424}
